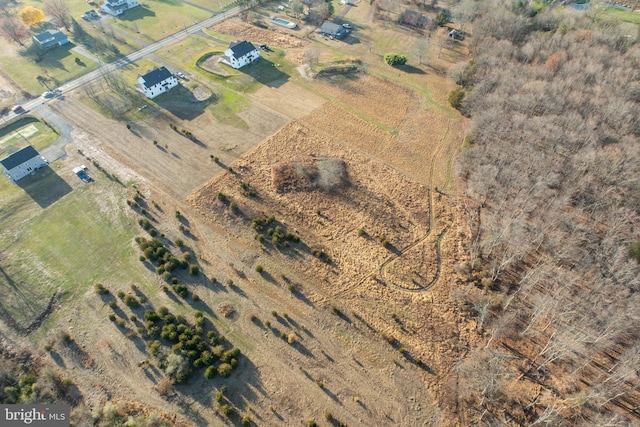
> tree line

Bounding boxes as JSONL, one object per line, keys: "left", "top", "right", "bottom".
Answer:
{"left": 449, "top": 0, "right": 639, "bottom": 424}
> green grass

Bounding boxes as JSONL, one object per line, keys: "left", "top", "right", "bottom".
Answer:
{"left": 0, "top": 46, "right": 98, "bottom": 96}
{"left": 110, "top": 0, "right": 211, "bottom": 42}
{"left": 155, "top": 35, "right": 225, "bottom": 71}
{"left": 0, "top": 173, "right": 141, "bottom": 325}
{"left": 0, "top": 117, "right": 59, "bottom": 157}
{"left": 601, "top": 8, "right": 640, "bottom": 25}
{"left": 206, "top": 86, "right": 251, "bottom": 129}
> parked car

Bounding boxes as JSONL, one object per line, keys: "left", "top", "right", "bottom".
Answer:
{"left": 342, "top": 23, "right": 353, "bottom": 29}
{"left": 176, "top": 72, "right": 185, "bottom": 79}
{"left": 43, "top": 91, "right": 55, "bottom": 98}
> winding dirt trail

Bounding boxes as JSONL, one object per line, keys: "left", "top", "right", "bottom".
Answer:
{"left": 378, "top": 119, "right": 452, "bottom": 293}
{"left": 334, "top": 119, "right": 454, "bottom": 297}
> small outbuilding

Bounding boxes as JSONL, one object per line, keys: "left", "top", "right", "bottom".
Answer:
{"left": 221, "top": 41, "right": 260, "bottom": 69}
{"left": 0, "top": 146, "right": 47, "bottom": 182}
{"left": 33, "top": 30, "right": 69, "bottom": 50}
{"left": 137, "top": 66, "right": 179, "bottom": 99}
{"left": 320, "top": 22, "right": 347, "bottom": 39}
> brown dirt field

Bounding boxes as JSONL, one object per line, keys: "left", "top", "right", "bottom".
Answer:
{"left": 187, "top": 102, "right": 480, "bottom": 425}
{"left": 49, "top": 88, "right": 293, "bottom": 198}
{"left": 211, "top": 19, "right": 307, "bottom": 49}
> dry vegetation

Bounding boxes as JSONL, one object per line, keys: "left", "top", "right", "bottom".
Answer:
{"left": 448, "top": 1, "right": 640, "bottom": 425}
{"left": 5, "top": 0, "right": 637, "bottom": 424}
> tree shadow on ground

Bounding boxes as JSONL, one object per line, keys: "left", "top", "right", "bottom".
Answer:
{"left": 238, "top": 57, "right": 289, "bottom": 88}
{"left": 117, "top": 5, "right": 156, "bottom": 21}
{"left": 178, "top": 355, "right": 266, "bottom": 424}
{"left": 17, "top": 166, "right": 72, "bottom": 209}
{"left": 395, "top": 63, "right": 426, "bottom": 74}
{"left": 155, "top": 85, "right": 214, "bottom": 121}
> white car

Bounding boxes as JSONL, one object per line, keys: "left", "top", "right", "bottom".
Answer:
{"left": 342, "top": 23, "right": 353, "bottom": 29}
{"left": 43, "top": 91, "right": 55, "bottom": 98}
{"left": 176, "top": 72, "right": 186, "bottom": 79}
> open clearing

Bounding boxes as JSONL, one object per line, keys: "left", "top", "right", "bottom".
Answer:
{"left": 0, "top": 4, "right": 478, "bottom": 426}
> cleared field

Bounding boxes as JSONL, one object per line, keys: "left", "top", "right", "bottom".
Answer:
{"left": 110, "top": 0, "right": 211, "bottom": 42}
{"left": 0, "top": 45, "right": 98, "bottom": 96}
{"left": 0, "top": 163, "right": 141, "bottom": 326}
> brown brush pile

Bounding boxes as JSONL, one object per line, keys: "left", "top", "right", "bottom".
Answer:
{"left": 272, "top": 157, "right": 348, "bottom": 193}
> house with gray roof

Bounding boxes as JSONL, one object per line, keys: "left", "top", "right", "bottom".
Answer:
{"left": 33, "top": 30, "right": 69, "bottom": 50}
{"left": 0, "top": 146, "right": 47, "bottom": 182}
{"left": 221, "top": 41, "right": 260, "bottom": 69}
{"left": 137, "top": 66, "right": 178, "bottom": 99}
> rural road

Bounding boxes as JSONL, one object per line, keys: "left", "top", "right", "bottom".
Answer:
{"left": 9, "top": 6, "right": 243, "bottom": 118}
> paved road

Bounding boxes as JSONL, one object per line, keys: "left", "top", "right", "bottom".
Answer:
{"left": 9, "top": 6, "right": 242, "bottom": 119}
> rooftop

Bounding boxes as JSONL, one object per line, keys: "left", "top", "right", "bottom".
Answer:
{"left": 0, "top": 146, "right": 41, "bottom": 171}
{"left": 139, "top": 66, "right": 174, "bottom": 87}
{"left": 229, "top": 41, "right": 258, "bottom": 58}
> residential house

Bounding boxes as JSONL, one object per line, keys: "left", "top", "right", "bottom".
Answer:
{"left": 221, "top": 41, "right": 260, "bottom": 69}
{"left": 401, "top": 9, "right": 431, "bottom": 28}
{"left": 137, "top": 66, "right": 178, "bottom": 99}
{"left": 0, "top": 146, "right": 47, "bottom": 182}
{"left": 101, "top": 0, "right": 139, "bottom": 16}
{"left": 32, "top": 30, "right": 69, "bottom": 50}
{"left": 320, "top": 22, "right": 347, "bottom": 39}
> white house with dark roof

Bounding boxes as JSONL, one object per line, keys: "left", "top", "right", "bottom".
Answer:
{"left": 32, "top": 30, "right": 69, "bottom": 50}
{"left": 101, "top": 0, "right": 139, "bottom": 16}
{"left": 0, "top": 146, "right": 47, "bottom": 182}
{"left": 137, "top": 66, "right": 178, "bottom": 99}
{"left": 221, "top": 41, "right": 260, "bottom": 69}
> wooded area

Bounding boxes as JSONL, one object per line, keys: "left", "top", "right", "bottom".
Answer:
{"left": 452, "top": 1, "right": 640, "bottom": 424}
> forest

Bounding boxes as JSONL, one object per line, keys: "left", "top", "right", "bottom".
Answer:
{"left": 451, "top": 0, "right": 640, "bottom": 424}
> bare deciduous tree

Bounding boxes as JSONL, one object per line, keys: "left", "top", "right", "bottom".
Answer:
{"left": 43, "top": 0, "right": 70, "bottom": 30}
{"left": 0, "top": 15, "right": 27, "bottom": 45}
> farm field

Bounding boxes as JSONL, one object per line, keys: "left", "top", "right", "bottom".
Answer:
{"left": 0, "top": 3, "right": 480, "bottom": 426}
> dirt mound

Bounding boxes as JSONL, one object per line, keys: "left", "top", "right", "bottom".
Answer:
{"left": 272, "top": 157, "right": 348, "bottom": 193}
{"left": 211, "top": 19, "right": 306, "bottom": 49}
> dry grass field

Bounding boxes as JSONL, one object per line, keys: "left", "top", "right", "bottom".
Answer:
{"left": 0, "top": 4, "right": 479, "bottom": 426}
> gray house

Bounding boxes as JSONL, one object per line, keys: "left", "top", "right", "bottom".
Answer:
{"left": 0, "top": 146, "right": 47, "bottom": 182}
{"left": 33, "top": 30, "right": 69, "bottom": 50}
{"left": 320, "top": 22, "right": 347, "bottom": 39}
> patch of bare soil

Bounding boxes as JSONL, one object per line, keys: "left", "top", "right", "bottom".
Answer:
{"left": 211, "top": 19, "right": 307, "bottom": 49}
{"left": 200, "top": 55, "right": 228, "bottom": 76}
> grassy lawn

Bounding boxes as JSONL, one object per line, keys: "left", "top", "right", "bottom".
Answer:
{"left": 206, "top": 86, "right": 251, "bottom": 129}
{"left": 180, "top": 0, "right": 232, "bottom": 10}
{"left": 0, "top": 117, "right": 59, "bottom": 157}
{"left": 110, "top": 0, "right": 212, "bottom": 43}
{"left": 0, "top": 45, "right": 98, "bottom": 96}
{"left": 155, "top": 34, "right": 225, "bottom": 72}
{"left": 0, "top": 172, "right": 143, "bottom": 326}
{"left": 601, "top": 8, "right": 640, "bottom": 25}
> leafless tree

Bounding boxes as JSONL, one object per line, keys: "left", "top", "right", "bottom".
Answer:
{"left": 0, "top": 15, "right": 27, "bottom": 45}
{"left": 43, "top": 0, "right": 71, "bottom": 31}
